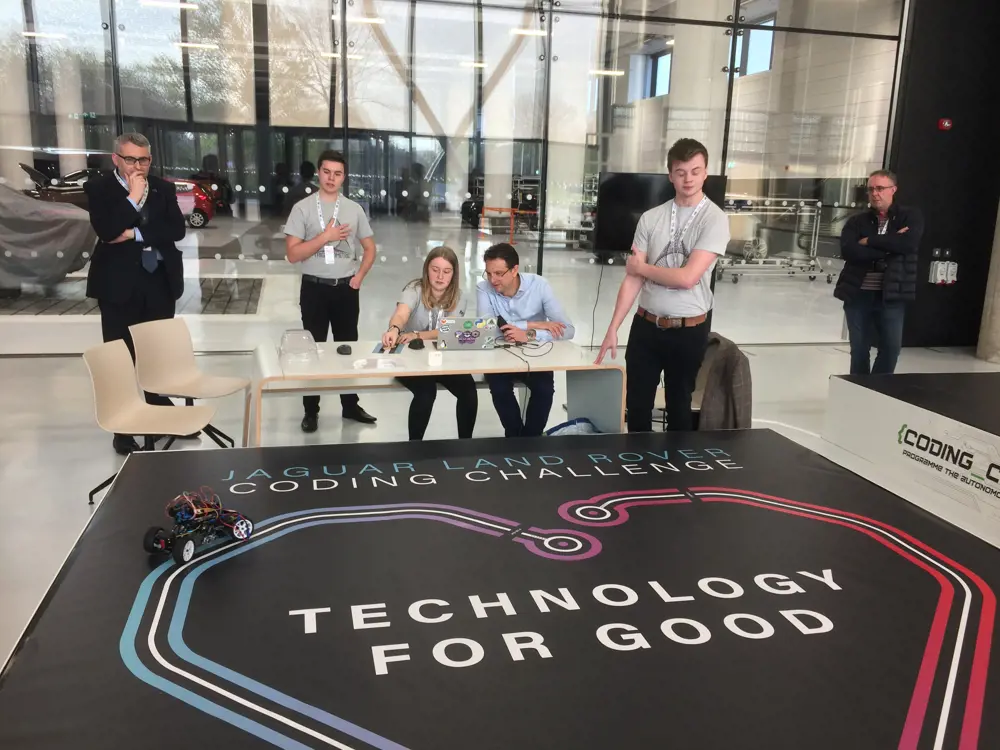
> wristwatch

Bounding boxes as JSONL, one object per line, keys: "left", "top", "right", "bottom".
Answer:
{"left": 527, "top": 329, "right": 537, "bottom": 341}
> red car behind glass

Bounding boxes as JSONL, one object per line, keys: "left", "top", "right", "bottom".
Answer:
{"left": 164, "top": 178, "right": 214, "bottom": 229}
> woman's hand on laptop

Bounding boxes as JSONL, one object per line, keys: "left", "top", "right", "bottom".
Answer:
{"left": 530, "top": 321, "right": 566, "bottom": 338}
{"left": 381, "top": 327, "right": 400, "bottom": 349}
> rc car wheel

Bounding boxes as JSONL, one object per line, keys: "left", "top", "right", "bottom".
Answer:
{"left": 173, "top": 537, "right": 197, "bottom": 564}
{"left": 231, "top": 517, "right": 254, "bottom": 541}
{"left": 143, "top": 526, "right": 167, "bottom": 554}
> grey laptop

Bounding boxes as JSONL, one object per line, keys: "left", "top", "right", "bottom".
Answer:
{"left": 437, "top": 316, "right": 501, "bottom": 350}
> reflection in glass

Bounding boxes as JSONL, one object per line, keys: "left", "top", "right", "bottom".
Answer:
{"left": 0, "top": 0, "right": 115, "bottom": 182}
{"left": 346, "top": 0, "right": 409, "bottom": 131}
{"left": 188, "top": 0, "right": 255, "bottom": 125}
{"left": 724, "top": 31, "right": 898, "bottom": 340}
{"left": 116, "top": 1, "right": 185, "bottom": 120}
{"left": 545, "top": 18, "right": 730, "bottom": 235}
{"left": 0, "top": 0, "right": 904, "bottom": 348}
{"left": 412, "top": 2, "right": 475, "bottom": 219}
{"left": 739, "top": 0, "right": 902, "bottom": 35}
{"left": 268, "top": 0, "right": 338, "bottom": 127}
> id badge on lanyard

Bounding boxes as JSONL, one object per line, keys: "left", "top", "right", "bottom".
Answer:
{"left": 317, "top": 196, "right": 342, "bottom": 265}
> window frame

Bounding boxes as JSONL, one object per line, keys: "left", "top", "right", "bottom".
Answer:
{"left": 735, "top": 15, "right": 776, "bottom": 77}
{"left": 648, "top": 49, "right": 673, "bottom": 98}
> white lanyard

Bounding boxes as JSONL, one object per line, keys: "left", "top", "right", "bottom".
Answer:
{"left": 667, "top": 195, "right": 709, "bottom": 252}
{"left": 317, "top": 195, "right": 349, "bottom": 265}
{"left": 316, "top": 194, "right": 341, "bottom": 229}
{"left": 115, "top": 170, "right": 148, "bottom": 209}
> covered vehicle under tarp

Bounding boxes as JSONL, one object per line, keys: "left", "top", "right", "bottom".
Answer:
{"left": 0, "top": 183, "right": 94, "bottom": 289}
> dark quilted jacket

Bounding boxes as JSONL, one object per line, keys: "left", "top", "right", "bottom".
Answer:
{"left": 834, "top": 203, "right": 924, "bottom": 303}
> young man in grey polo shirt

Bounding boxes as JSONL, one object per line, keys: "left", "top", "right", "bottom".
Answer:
{"left": 596, "top": 138, "right": 730, "bottom": 432}
{"left": 285, "top": 149, "right": 377, "bottom": 432}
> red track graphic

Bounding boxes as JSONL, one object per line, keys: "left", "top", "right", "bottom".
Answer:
{"left": 559, "top": 486, "right": 995, "bottom": 750}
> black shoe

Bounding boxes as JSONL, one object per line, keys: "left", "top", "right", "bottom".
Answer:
{"left": 113, "top": 436, "right": 140, "bottom": 456}
{"left": 301, "top": 415, "right": 318, "bottom": 433}
{"left": 343, "top": 406, "right": 377, "bottom": 424}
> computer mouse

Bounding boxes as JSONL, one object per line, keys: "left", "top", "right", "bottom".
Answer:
{"left": 337, "top": 344, "right": 352, "bottom": 355}
{"left": 408, "top": 338, "right": 425, "bottom": 351}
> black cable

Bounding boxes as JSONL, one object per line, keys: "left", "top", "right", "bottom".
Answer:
{"left": 499, "top": 340, "right": 553, "bottom": 429}
{"left": 589, "top": 257, "right": 607, "bottom": 351}
{"left": 500, "top": 343, "right": 531, "bottom": 428}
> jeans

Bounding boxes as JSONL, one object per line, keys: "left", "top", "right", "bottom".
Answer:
{"left": 485, "top": 371, "right": 555, "bottom": 437}
{"left": 625, "top": 315, "right": 710, "bottom": 432}
{"left": 843, "top": 290, "right": 906, "bottom": 376}
{"left": 398, "top": 374, "right": 478, "bottom": 440}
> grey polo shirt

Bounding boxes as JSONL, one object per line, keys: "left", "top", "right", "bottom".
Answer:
{"left": 398, "top": 284, "right": 470, "bottom": 333}
{"left": 284, "top": 193, "right": 373, "bottom": 279}
{"left": 633, "top": 198, "right": 730, "bottom": 317}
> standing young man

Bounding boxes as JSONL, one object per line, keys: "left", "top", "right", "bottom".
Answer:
{"left": 477, "top": 243, "right": 575, "bottom": 437}
{"left": 834, "top": 170, "right": 923, "bottom": 375}
{"left": 596, "top": 138, "right": 730, "bottom": 432}
{"left": 285, "top": 150, "right": 377, "bottom": 432}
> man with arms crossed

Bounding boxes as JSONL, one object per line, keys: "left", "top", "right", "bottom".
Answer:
{"left": 285, "top": 150, "right": 377, "bottom": 432}
{"left": 85, "top": 132, "right": 186, "bottom": 455}
{"left": 596, "top": 138, "right": 730, "bottom": 432}
{"left": 477, "top": 243, "right": 575, "bottom": 437}
{"left": 834, "top": 169, "right": 923, "bottom": 375}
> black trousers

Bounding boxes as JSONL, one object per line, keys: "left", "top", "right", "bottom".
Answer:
{"left": 300, "top": 277, "right": 360, "bottom": 415}
{"left": 398, "top": 374, "right": 478, "bottom": 440}
{"left": 97, "top": 266, "right": 176, "bottom": 439}
{"left": 625, "top": 314, "right": 709, "bottom": 433}
{"left": 486, "top": 371, "right": 554, "bottom": 437}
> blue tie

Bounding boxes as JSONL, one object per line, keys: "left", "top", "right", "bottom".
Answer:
{"left": 141, "top": 248, "right": 159, "bottom": 273}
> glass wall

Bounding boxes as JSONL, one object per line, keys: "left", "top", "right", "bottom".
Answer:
{"left": 0, "top": 0, "right": 903, "bottom": 345}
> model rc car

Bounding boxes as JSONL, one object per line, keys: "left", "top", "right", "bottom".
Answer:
{"left": 143, "top": 486, "right": 254, "bottom": 565}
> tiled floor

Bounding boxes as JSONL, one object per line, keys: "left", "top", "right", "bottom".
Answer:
{"left": 0, "top": 277, "right": 264, "bottom": 316}
{"left": 3, "top": 342, "right": 1000, "bottom": 666}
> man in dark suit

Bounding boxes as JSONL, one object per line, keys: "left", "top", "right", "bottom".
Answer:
{"left": 85, "top": 132, "right": 186, "bottom": 455}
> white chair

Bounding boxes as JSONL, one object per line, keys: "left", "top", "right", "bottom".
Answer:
{"left": 129, "top": 318, "right": 251, "bottom": 448}
{"left": 83, "top": 339, "right": 218, "bottom": 505}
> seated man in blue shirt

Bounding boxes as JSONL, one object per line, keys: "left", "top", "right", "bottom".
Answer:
{"left": 476, "top": 243, "right": 575, "bottom": 437}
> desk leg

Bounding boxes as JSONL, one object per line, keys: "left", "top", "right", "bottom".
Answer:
{"left": 566, "top": 368, "right": 625, "bottom": 433}
{"left": 241, "top": 387, "right": 251, "bottom": 448}
{"left": 253, "top": 386, "right": 264, "bottom": 447}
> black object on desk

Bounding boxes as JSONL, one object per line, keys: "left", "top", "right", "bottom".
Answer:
{"left": 336, "top": 344, "right": 352, "bottom": 355}
{"left": 408, "top": 339, "right": 425, "bottom": 351}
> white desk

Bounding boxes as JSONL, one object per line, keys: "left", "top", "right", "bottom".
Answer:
{"left": 250, "top": 341, "right": 625, "bottom": 445}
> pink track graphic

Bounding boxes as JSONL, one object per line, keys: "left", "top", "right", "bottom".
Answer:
{"left": 559, "top": 486, "right": 995, "bottom": 750}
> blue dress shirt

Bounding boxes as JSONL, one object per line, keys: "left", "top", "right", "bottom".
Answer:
{"left": 476, "top": 272, "right": 575, "bottom": 343}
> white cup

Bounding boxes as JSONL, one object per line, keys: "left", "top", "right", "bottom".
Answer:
{"left": 428, "top": 350, "right": 443, "bottom": 366}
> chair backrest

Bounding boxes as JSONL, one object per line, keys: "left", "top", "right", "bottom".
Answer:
{"left": 130, "top": 318, "right": 199, "bottom": 393}
{"left": 695, "top": 337, "right": 721, "bottom": 392}
{"left": 82, "top": 339, "right": 147, "bottom": 431}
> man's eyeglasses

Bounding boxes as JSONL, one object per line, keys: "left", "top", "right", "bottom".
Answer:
{"left": 117, "top": 154, "right": 152, "bottom": 167}
{"left": 483, "top": 268, "right": 513, "bottom": 282}
{"left": 867, "top": 185, "right": 895, "bottom": 194}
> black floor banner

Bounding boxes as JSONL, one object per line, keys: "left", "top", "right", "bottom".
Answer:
{"left": 1, "top": 430, "right": 998, "bottom": 749}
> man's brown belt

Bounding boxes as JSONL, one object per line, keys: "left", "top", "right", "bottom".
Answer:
{"left": 635, "top": 307, "right": 708, "bottom": 329}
